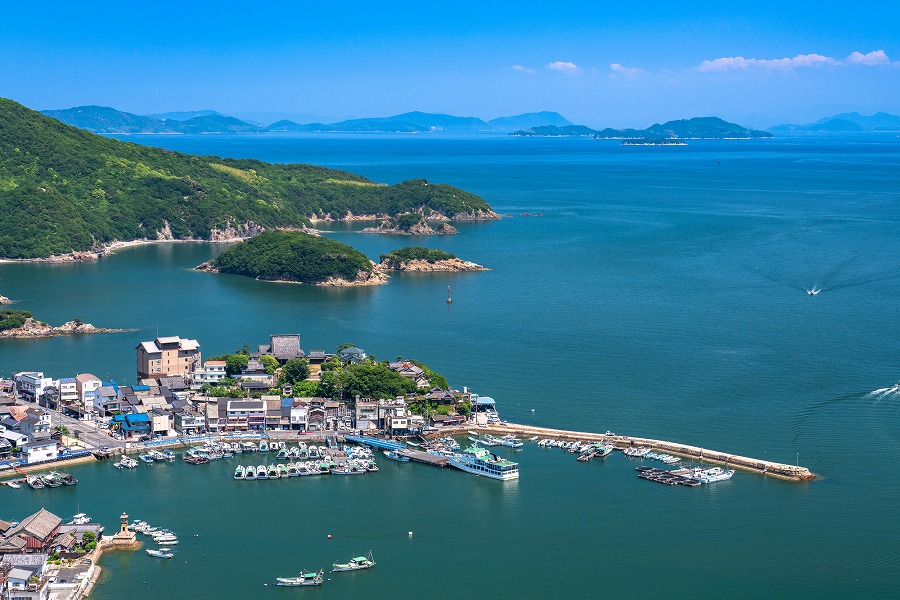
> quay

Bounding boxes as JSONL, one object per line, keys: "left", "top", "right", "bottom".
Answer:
{"left": 442, "top": 423, "right": 816, "bottom": 481}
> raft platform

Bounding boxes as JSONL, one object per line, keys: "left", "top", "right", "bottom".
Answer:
{"left": 397, "top": 449, "right": 449, "bottom": 468}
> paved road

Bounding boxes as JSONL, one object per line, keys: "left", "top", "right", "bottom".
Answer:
{"left": 20, "top": 401, "right": 125, "bottom": 451}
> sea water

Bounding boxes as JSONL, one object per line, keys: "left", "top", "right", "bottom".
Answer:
{"left": 1, "top": 132, "right": 899, "bottom": 598}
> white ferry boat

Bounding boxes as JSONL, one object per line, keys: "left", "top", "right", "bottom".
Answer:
{"left": 447, "top": 445, "right": 519, "bottom": 481}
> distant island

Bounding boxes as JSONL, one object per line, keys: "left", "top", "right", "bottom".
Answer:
{"left": 621, "top": 137, "right": 687, "bottom": 146}
{"left": 0, "top": 309, "right": 126, "bottom": 338}
{"left": 0, "top": 97, "right": 496, "bottom": 259}
{"left": 40, "top": 105, "right": 574, "bottom": 134}
{"left": 196, "top": 230, "right": 388, "bottom": 286}
{"left": 511, "top": 117, "right": 773, "bottom": 139}
{"left": 379, "top": 247, "right": 486, "bottom": 272}
{"left": 361, "top": 214, "right": 458, "bottom": 236}
{"left": 768, "top": 111, "right": 900, "bottom": 132}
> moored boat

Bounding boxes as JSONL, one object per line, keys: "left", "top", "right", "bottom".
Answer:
{"left": 234, "top": 465, "right": 246, "bottom": 480}
{"left": 256, "top": 465, "right": 268, "bottom": 480}
{"left": 447, "top": 445, "right": 519, "bottom": 481}
{"left": 26, "top": 475, "right": 45, "bottom": 489}
{"left": 332, "top": 551, "right": 376, "bottom": 572}
{"left": 383, "top": 450, "right": 410, "bottom": 462}
{"left": 276, "top": 568, "right": 324, "bottom": 586}
{"left": 7, "top": 481, "right": 21, "bottom": 489}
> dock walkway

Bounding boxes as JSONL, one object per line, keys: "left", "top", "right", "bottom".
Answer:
{"left": 344, "top": 435, "right": 406, "bottom": 451}
{"left": 397, "top": 449, "right": 449, "bottom": 467}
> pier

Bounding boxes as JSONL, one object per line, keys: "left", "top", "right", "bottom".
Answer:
{"left": 396, "top": 449, "right": 449, "bottom": 468}
{"left": 443, "top": 423, "right": 816, "bottom": 481}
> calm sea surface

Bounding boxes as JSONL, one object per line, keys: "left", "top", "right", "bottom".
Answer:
{"left": 2, "top": 133, "right": 899, "bottom": 598}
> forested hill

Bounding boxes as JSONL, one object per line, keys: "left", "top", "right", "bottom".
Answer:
{"left": 0, "top": 98, "right": 495, "bottom": 259}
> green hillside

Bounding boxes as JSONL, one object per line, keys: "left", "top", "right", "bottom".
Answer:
{"left": 0, "top": 98, "right": 493, "bottom": 258}
{"left": 209, "top": 230, "right": 373, "bottom": 283}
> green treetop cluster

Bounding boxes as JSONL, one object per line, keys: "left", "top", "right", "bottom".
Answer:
{"left": 211, "top": 230, "right": 373, "bottom": 283}
{"left": 379, "top": 246, "right": 456, "bottom": 265}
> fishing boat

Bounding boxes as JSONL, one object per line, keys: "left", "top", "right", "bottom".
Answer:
{"left": 259, "top": 440, "right": 269, "bottom": 452}
{"left": 332, "top": 551, "right": 376, "bottom": 572}
{"left": 153, "top": 534, "right": 178, "bottom": 543}
{"left": 146, "top": 549, "right": 174, "bottom": 559}
{"left": 276, "top": 448, "right": 289, "bottom": 460}
{"left": 163, "top": 450, "right": 176, "bottom": 461}
{"left": 277, "top": 464, "right": 289, "bottom": 478}
{"left": 447, "top": 445, "right": 519, "bottom": 481}
{"left": 57, "top": 472, "right": 77, "bottom": 485}
{"left": 234, "top": 465, "right": 246, "bottom": 480}
{"left": 383, "top": 450, "right": 410, "bottom": 462}
{"left": 276, "top": 569, "right": 325, "bottom": 586}
{"left": 256, "top": 465, "right": 268, "bottom": 480}
{"left": 267, "top": 464, "right": 279, "bottom": 479}
{"left": 689, "top": 466, "right": 736, "bottom": 483}
{"left": 40, "top": 473, "right": 63, "bottom": 487}
{"left": 69, "top": 513, "right": 91, "bottom": 525}
{"left": 26, "top": 475, "right": 45, "bottom": 489}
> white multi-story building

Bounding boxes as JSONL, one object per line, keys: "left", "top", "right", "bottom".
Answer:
{"left": 13, "top": 372, "right": 54, "bottom": 402}
{"left": 58, "top": 377, "right": 78, "bottom": 404}
{"left": 191, "top": 360, "right": 228, "bottom": 389}
{"left": 75, "top": 374, "right": 103, "bottom": 412}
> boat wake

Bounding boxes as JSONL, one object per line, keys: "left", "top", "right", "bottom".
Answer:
{"left": 863, "top": 384, "right": 900, "bottom": 401}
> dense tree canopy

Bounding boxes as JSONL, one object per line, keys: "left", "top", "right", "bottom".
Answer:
{"left": 0, "top": 97, "right": 494, "bottom": 258}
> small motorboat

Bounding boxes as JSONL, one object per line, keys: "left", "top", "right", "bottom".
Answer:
{"left": 6, "top": 481, "right": 21, "bottom": 489}
{"left": 807, "top": 287, "right": 820, "bottom": 296}
{"left": 146, "top": 549, "right": 174, "bottom": 559}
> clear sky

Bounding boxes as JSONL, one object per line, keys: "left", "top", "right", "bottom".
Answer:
{"left": 2, "top": 1, "right": 899, "bottom": 127}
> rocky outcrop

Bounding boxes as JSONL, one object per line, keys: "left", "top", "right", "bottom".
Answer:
{"left": 361, "top": 217, "right": 459, "bottom": 236}
{"left": 0, "top": 318, "right": 127, "bottom": 338}
{"left": 318, "top": 263, "right": 390, "bottom": 286}
{"left": 0, "top": 295, "right": 11, "bottom": 305}
{"left": 451, "top": 209, "right": 501, "bottom": 221}
{"left": 379, "top": 258, "right": 486, "bottom": 272}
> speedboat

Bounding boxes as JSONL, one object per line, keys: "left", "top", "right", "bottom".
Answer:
{"left": 256, "top": 465, "right": 268, "bottom": 480}
{"left": 147, "top": 549, "right": 174, "bottom": 559}
{"left": 277, "top": 568, "right": 324, "bottom": 586}
{"left": 6, "top": 481, "right": 21, "bottom": 489}
{"left": 807, "top": 287, "right": 820, "bottom": 296}
{"left": 259, "top": 440, "right": 269, "bottom": 452}
{"left": 234, "top": 465, "right": 245, "bottom": 480}
{"left": 139, "top": 453, "right": 155, "bottom": 463}
{"left": 332, "top": 551, "right": 376, "bottom": 572}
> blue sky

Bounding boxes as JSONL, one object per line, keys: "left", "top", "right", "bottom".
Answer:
{"left": 2, "top": 1, "right": 899, "bottom": 127}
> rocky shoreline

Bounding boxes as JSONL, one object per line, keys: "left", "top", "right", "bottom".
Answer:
{"left": 0, "top": 295, "right": 11, "bottom": 305}
{"left": 195, "top": 261, "right": 389, "bottom": 286}
{"left": 361, "top": 221, "right": 458, "bottom": 235}
{"left": 379, "top": 258, "right": 487, "bottom": 272}
{"left": 0, "top": 318, "right": 129, "bottom": 339}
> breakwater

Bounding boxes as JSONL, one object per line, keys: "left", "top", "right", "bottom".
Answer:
{"left": 446, "top": 423, "right": 816, "bottom": 481}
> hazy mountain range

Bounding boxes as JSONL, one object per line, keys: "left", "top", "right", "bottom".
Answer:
{"left": 769, "top": 112, "right": 900, "bottom": 132}
{"left": 39, "top": 105, "right": 573, "bottom": 134}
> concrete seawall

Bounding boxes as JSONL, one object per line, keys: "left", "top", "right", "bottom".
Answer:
{"left": 445, "top": 423, "right": 816, "bottom": 481}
